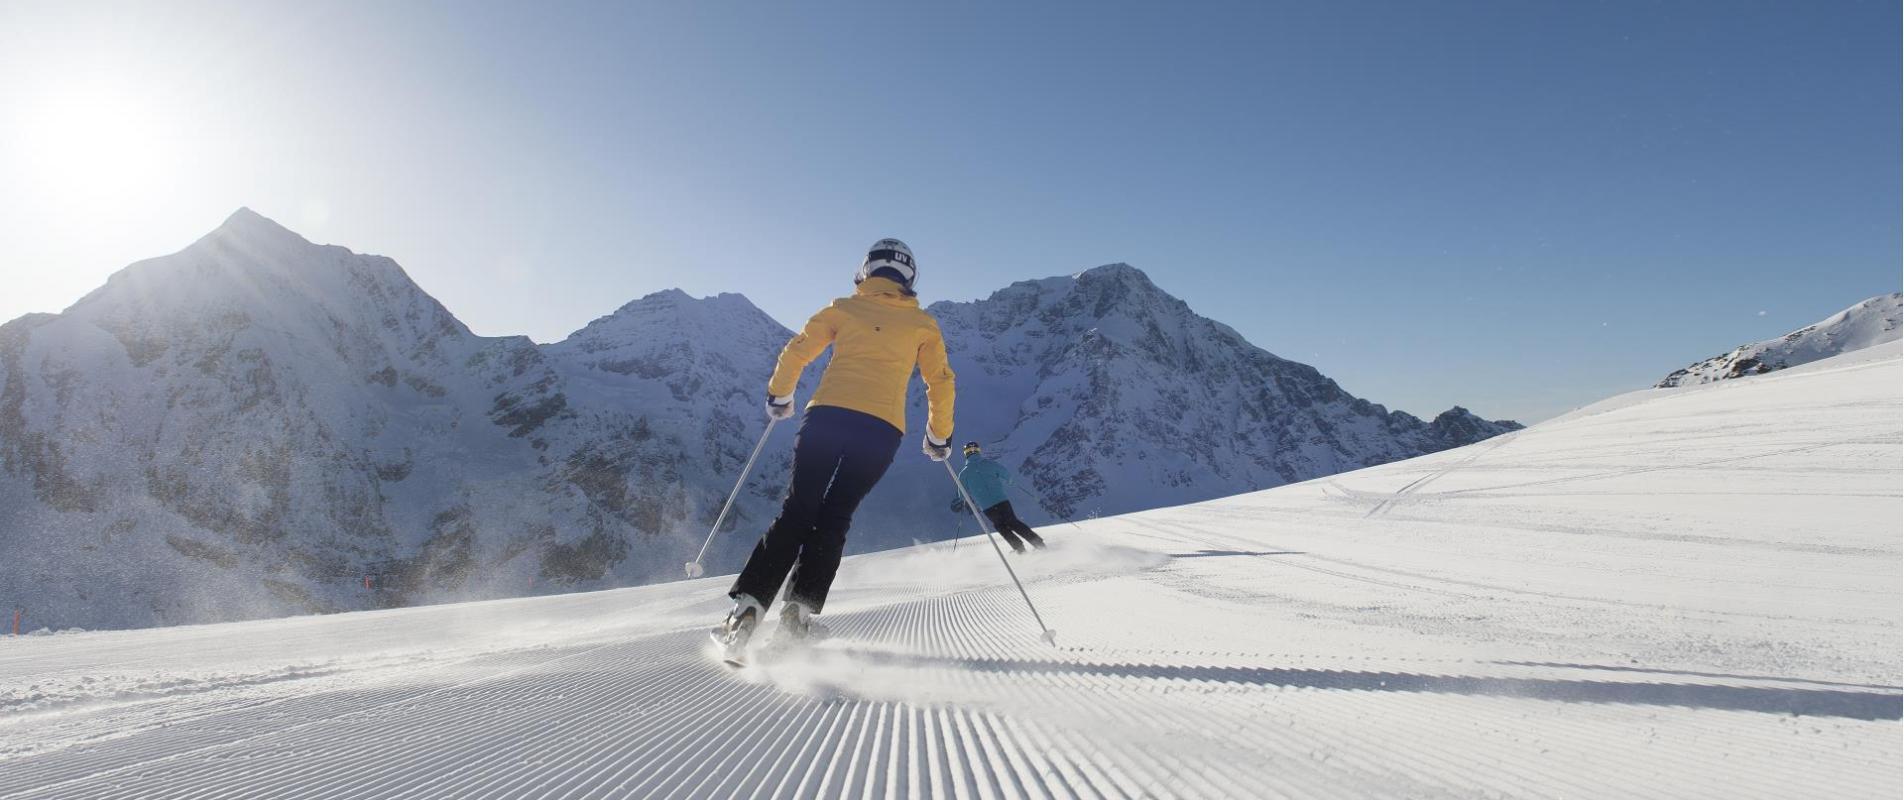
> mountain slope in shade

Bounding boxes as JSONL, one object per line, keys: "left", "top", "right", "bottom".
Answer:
{"left": 0, "top": 211, "right": 1516, "bottom": 630}
{"left": 1657, "top": 292, "right": 1902, "bottom": 387}
{"left": 869, "top": 265, "right": 1520, "bottom": 523}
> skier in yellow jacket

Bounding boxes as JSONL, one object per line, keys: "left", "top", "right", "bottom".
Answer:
{"left": 716, "top": 238, "right": 955, "bottom": 654}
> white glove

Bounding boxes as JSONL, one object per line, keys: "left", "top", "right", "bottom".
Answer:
{"left": 766, "top": 394, "right": 795, "bottom": 421}
{"left": 923, "top": 434, "right": 951, "bottom": 461}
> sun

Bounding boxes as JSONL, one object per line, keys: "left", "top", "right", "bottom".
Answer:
{"left": 14, "top": 79, "right": 177, "bottom": 207}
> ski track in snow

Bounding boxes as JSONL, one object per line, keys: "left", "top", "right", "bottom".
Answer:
{"left": 0, "top": 345, "right": 1899, "bottom": 798}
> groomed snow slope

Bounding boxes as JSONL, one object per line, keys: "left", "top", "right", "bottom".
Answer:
{"left": 1, "top": 344, "right": 1898, "bottom": 799}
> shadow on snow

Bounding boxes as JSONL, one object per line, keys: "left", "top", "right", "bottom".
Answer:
{"left": 826, "top": 649, "right": 1903, "bottom": 721}
{"left": 1165, "top": 550, "right": 1304, "bottom": 559}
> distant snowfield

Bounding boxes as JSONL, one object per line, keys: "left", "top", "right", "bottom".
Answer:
{"left": 2, "top": 343, "right": 1898, "bottom": 798}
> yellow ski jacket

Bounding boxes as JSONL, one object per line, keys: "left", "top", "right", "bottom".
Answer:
{"left": 767, "top": 277, "right": 956, "bottom": 442}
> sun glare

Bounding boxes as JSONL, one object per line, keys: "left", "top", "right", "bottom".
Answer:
{"left": 16, "top": 81, "right": 179, "bottom": 208}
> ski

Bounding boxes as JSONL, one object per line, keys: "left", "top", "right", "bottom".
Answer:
{"left": 710, "top": 628, "right": 753, "bottom": 668}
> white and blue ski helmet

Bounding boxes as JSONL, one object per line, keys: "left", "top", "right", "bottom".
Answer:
{"left": 855, "top": 238, "right": 917, "bottom": 291}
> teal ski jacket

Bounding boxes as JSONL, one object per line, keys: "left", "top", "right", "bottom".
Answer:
{"left": 954, "top": 455, "right": 1012, "bottom": 511}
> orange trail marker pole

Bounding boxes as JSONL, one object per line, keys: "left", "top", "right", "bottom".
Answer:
{"left": 10, "top": 609, "right": 20, "bottom": 637}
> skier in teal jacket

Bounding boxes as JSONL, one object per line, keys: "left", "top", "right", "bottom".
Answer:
{"left": 950, "top": 442, "right": 1047, "bottom": 553}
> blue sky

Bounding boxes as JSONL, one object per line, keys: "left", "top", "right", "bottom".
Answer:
{"left": 1, "top": 0, "right": 1896, "bottom": 421}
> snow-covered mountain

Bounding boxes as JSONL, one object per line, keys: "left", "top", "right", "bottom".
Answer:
{"left": 873, "top": 265, "right": 1519, "bottom": 523}
{"left": 0, "top": 210, "right": 1514, "bottom": 630}
{"left": 1, "top": 209, "right": 579, "bottom": 628}
{"left": 0, "top": 210, "right": 817, "bottom": 630}
{"left": 1657, "top": 292, "right": 1902, "bottom": 387}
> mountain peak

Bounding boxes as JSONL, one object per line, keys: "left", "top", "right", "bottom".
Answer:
{"left": 557, "top": 288, "right": 784, "bottom": 348}
{"left": 1071, "top": 263, "right": 1174, "bottom": 302}
{"left": 612, "top": 288, "right": 694, "bottom": 313}
{"left": 1075, "top": 262, "right": 1151, "bottom": 283}
{"left": 207, "top": 207, "right": 311, "bottom": 249}
{"left": 607, "top": 289, "right": 768, "bottom": 320}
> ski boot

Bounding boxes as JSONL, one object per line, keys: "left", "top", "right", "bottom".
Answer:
{"left": 764, "top": 601, "right": 828, "bottom": 655}
{"left": 710, "top": 595, "right": 764, "bottom": 667}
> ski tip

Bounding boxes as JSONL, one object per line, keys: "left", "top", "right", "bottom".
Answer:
{"left": 707, "top": 636, "right": 747, "bottom": 669}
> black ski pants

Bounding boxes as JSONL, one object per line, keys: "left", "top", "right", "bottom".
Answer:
{"left": 982, "top": 500, "right": 1045, "bottom": 552}
{"left": 730, "top": 405, "right": 900, "bottom": 614}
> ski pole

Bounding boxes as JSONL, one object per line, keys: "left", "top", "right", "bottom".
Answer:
{"left": 944, "top": 460, "right": 1058, "bottom": 645}
{"left": 684, "top": 418, "right": 779, "bottom": 578}
{"left": 1013, "top": 484, "right": 1087, "bottom": 533}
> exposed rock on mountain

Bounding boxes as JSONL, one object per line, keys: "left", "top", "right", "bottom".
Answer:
{"left": 1658, "top": 293, "right": 1902, "bottom": 388}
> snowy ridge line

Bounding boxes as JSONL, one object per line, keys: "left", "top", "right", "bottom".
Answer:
{"left": 1656, "top": 293, "right": 1902, "bottom": 388}
{"left": 1543, "top": 338, "right": 1901, "bottom": 427}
